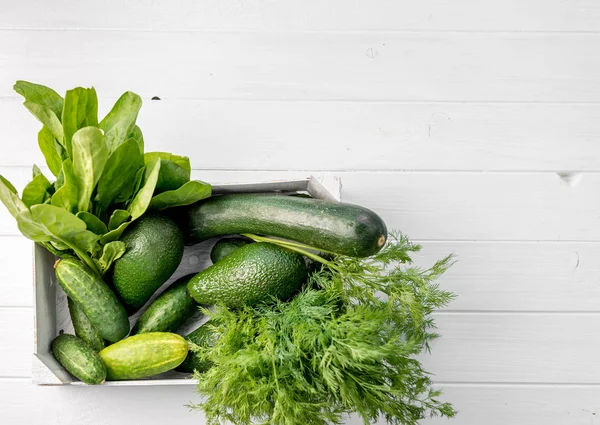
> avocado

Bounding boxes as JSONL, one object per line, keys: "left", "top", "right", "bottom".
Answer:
{"left": 176, "top": 322, "right": 218, "bottom": 374}
{"left": 112, "top": 213, "right": 184, "bottom": 313}
{"left": 210, "top": 237, "right": 251, "bottom": 264}
{"left": 188, "top": 242, "right": 307, "bottom": 308}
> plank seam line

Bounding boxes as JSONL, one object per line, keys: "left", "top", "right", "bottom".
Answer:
{"left": 0, "top": 376, "right": 30, "bottom": 381}
{"left": 5, "top": 166, "right": 600, "bottom": 175}
{"left": 1, "top": 377, "right": 599, "bottom": 387}
{"left": 2, "top": 28, "right": 600, "bottom": 35}
{"left": 4, "top": 234, "right": 600, "bottom": 243}
{"left": 3, "top": 96, "right": 600, "bottom": 105}
{"left": 3, "top": 306, "right": 600, "bottom": 315}
{"left": 0, "top": 306, "right": 33, "bottom": 309}
{"left": 434, "top": 311, "right": 600, "bottom": 316}
{"left": 435, "top": 381, "right": 600, "bottom": 387}
{"left": 413, "top": 239, "right": 600, "bottom": 244}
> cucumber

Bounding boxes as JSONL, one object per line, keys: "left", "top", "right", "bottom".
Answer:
{"left": 176, "top": 322, "right": 218, "bottom": 374}
{"left": 55, "top": 259, "right": 129, "bottom": 343}
{"left": 210, "top": 237, "right": 251, "bottom": 263}
{"left": 98, "top": 332, "right": 188, "bottom": 380}
{"left": 68, "top": 298, "right": 105, "bottom": 351}
{"left": 51, "top": 333, "right": 107, "bottom": 385}
{"left": 131, "top": 274, "right": 197, "bottom": 335}
{"left": 179, "top": 194, "right": 388, "bottom": 257}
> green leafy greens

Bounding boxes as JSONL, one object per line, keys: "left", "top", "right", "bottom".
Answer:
{"left": 0, "top": 81, "right": 212, "bottom": 275}
{"left": 191, "top": 233, "right": 456, "bottom": 425}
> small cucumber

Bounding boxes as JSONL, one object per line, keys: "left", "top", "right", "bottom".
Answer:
{"left": 180, "top": 194, "right": 388, "bottom": 257}
{"left": 55, "top": 258, "right": 129, "bottom": 343}
{"left": 176, "top": 322, "right": 218, "bottom": 374}
{"left": 188, "top": 243, "right": 307, "bottom": 308}
{"left": 68, "top": 298, "right": 105, "bottom": 351}
{"left": 131, "top": 274, "right": 197, "bottom": 335}
{"left": 210, "top": 237, "right": 251, "bottom": 263}
{"left": 51, "top": 333, "right": 107, "bottom": 385}
{"left": 98, "top": 332, "right": 188, "bottom": 380}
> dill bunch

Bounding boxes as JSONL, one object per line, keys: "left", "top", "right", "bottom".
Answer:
{"left": 190, "top": 232, "right": 456, "bottom": 425}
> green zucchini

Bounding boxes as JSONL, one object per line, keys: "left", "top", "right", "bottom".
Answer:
{"left": 99, "top": 332, "right": 188, "bottom": 380}
{"left": 67, "top": 298, "right": 106, "bottom": 351}
{"left": 131, "top": 274, "right": 197, "bottom": 335}
{"left": 55, "top": 258, "right": 129, "bottom": 343}
{"left": 176, "top": 322, "right": 218, "bottom": 374}
{"left": 51, "top": 333, "right": 107, "bottom": 385}
{"left": 210, "top": 237, "right": 251, "bottom": 263}
{"left": 179, "top": 194, "right": 388, "bottom": 257}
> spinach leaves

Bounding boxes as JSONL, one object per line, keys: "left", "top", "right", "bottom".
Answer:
{"left": 71, "top": 127, "right": 108, "bottom": 212}
{"left": 22, "top": 167, "right": 53, "bottom": 208}
{"left": 99, "top": 91, "right": 142, "bottom": 152}
{"left": 62, "top": 87, "right": 99, "bottom": 157}
{"left": 150, "top": 180, "right": 211, "bottom": 210}
{"left": 96, "top": 138, "right": 144, "bottom": 213}
{"left": 0, "top": 81, "right": 211, "bottom": 276}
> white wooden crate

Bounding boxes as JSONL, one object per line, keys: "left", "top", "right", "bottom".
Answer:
{"left": 32, "top": 175, "right": 341, "bottom": 385}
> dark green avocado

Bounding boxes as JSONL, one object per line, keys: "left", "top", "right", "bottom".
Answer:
{"left": 176, "top": 322, "right": 218, "bottom": 374}
{"left": 210, "top": 237, "right": 251, "bottom": 264}
{"left": 112, "top": 213, "right": 184, "bottom": 313}
{"left": 188, "top": 242, "right": 307, "bottom": 308}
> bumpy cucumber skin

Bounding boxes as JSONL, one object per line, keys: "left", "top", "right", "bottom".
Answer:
{"left": 188, "top": 242, "right": 307, "bottom": 308}
{"left": 180, "top": 194, "right": 388, "bottom": 258}
{"left": 51, "top": 334, "right": 107, "bottom": 385}
{"left": 210, "top": 237, "right": 251, "bottom": 264}
{"left": 131, "top": 274, "right": 197, "bottom": 335}
{"left": 98, "top": 332, "right": 188, "bottom": 380}
{"left": 68, "top": 298, "right": 106, "bottom": 351}
{"left": 176, "top": 323, "right": 217, "bottom": 374}
{"left": 112, "top": 213, "right": 185, "bottom": 313}
{"left": 55, "top": 259, "right": 129, "bottom": 343}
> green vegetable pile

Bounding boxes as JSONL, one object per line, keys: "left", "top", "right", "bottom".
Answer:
{"left": 191, "top": 234, "right": 456, "bottom": 425}
{"left": 0, "top": 81, "right": 211, "bottom": 276}
{"left": 0, "top": 81, "right": 457, "bottom": 425}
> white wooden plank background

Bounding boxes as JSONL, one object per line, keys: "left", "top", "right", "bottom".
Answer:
{"left": 0, "top": 1, "right": 599, "bottom": 424}
{"left": 5, "top": 308, "right": 600, "bottom": 383}
{"left": 3, "top": 99, "right": 600, "bottom": 171}
{"left": 6, "top": 240, "right": 600, "bottom": 312}
{"left": 2, "top": 0, "right": 600, "bottom": 32}
{"left": 2, "top": 169, "right": 599, "bottom": 242}
{"left": 1, "top": 379, "right": 598, "bottom": 425}
{"left": 1, "top": 32, "right": 599, "bottom": 102}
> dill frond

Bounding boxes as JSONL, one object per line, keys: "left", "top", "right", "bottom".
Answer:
{"left": 191, "top": 231, "right": 457, "bottom": 425}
